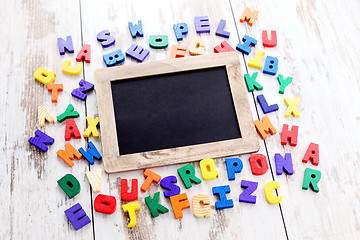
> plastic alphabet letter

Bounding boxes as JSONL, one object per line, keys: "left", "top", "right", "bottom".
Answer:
{"left": 257, "top": 94, "right": 279, "bottom": 114}
{"left": 76, "top": 44, "right": 91, "bottom": 63}
{"left": 275, "top": 153, "right": 294, "bottom": 175}
{"left": 192, "top": 194, "right": 211, "bottom": 218}
{"left": 240, "top": 7, "right": 259, "bottom": 26}
{"left": 199, "top": 158, "right": 219, "bottom": 180}
{"left": 121, "top": 179, "right": 138, "bottom": 201}
{"left": 62, "top": 60, "right": 82, "bottom": 76}
{"left": 78, "top": 141, "right": 102, "bottom": 165}
{"left": 57, "top": 174, "right": 81, "bottom": 199}
{"left": 236, "top": 35, "right": 257, "bottom": 55}
{"left": 57, "top": 104, "right": 79, "bottom": 123}
{"left": 128, "top": 20, "right": 143, "bottom": 38}
{"left": 144, "top": 191, "right": 169, "bottom": 218}
{"left": 281, "top": 124, "right": 298, "bottom": 146}
{"left": 103, "top": 49, "right": 125, "bottom": 67}
{"left": 170, "top": 193, "right": 190, "bottom": 219}
{"left": 34, "top": 67, "right": 56, "bottom": 85}
{"left": 212, "top": 185, "right": 234, "bottom": 210}
{"left": 56, "top": 143, "right": 82, "bottom": 167}
{"left": 302, "top": 168, "right": 321, "bottom": 192}
{"left": 173, "top": 23, "right": 188, "bottom": 41}
{"left": 263, "top": 56, "right": 278, "bottom": 75}
{"left": 83, "top": 116, "right": 99, "bottom": 138}
{"left": 249, "top": 154, "right": 269, "bottom": 176}
{"left": 225, "top": 157, "right": 243, "bottom": 181}
{"left": 264, "top": 181, "right": 283, "bottom": 204}
{"left": 215, "top": 19, "right": 230, "bottom": 38}
{"left": 141, "top": 169, "right": 161, "bottom": 192}
{"left": 122, "top": 201, "right": 140, "bottom": 228}
{"left": 85, "top": 168, "right": 102, "bottom": 192}
{"left": 38, "top": 105, "right": 54, "bottom": 127}
{"left": 239, "top": 180, "right": 258, "bottom": 204}
{"left": 302, "top": 143, "right": 319, "bottom": 166}
{"left": 47, "top": 83, "right": 63, "bottom": 103}
{"left": 248, "top": 51, "right": 265, "bottom": 69}
{"left": 262, "top": 30, "right": 277, "bottom": 48}
{"left": 126, "top": 43, "right": 150, "bottom": 62}
{"left": 57, "top": 36, "right": 74, "bottom": 55}
{"left": 195, "top": 16, "right": 210, "bottom": 33}
{"left": 244, "top": 72, "right": 262, "bottom": 92}
{"left": 284, "top": 97, "right": 300, "bottom": 117}
{"left": 149, "top": 35, "right": 168, "bottom": 49}
{"left": 169, "top": 45, "right": 186, "bottom": 59}
{"left": 96, "top": 30, "right": 115, "bottom": 48}
{"left": 28, "top": 129, "right": 54, "bottom": 152}
{"left": 65, "top": 119, "right": 81, "bottom": 141}
{"left": 254, "top": 116, "right": 277, "bottom": 139}
{"left": 177, "top": 164, "right": 202, "bottom": 189}
{"left": 160, "top": 176, "right": 181, "bottom": 198}
{"left": 214, "top": 41, "right": 235, "bottom": 53}
{"left": 94, "top": 194, "right": 116, "bottom": 214}
{"left": 64, "top": 203, "right": 91, "bottom": 230}
{"left": 277, "top": 74, "right": 293, "bottom": 94}
{"left": 189, "top": 38, "right": 206, "bottom": 55}
{"left": 71, "top": 79, "right": 94, "bottom": 101}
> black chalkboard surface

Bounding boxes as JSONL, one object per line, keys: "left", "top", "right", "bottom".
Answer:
{"left": 111, "top": 66, "right": 241, "bottom": 155}
{"left": 95, "top": 52, "right": 259, "bottom": 173}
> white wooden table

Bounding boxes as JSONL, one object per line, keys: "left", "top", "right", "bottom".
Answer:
{"left": 1, "top": 0, "right": 359, "bottom": 239}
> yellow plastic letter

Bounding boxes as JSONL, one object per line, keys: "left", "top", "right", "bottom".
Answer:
{"left": 62, "top": 60, "right": 82, "bottom": 76}
{"left": 248, "top": 51, "right": 265, "bottom": 69}
{"left": 199, "top": 158, "right": 219, "bottom": 180}
{"left": 83, "top": 116, "right": 99, "bottom": 138}
{"left": 34, "top": 67, "right": 56, "bottom": 85}
{"left": 122, "top": 201, "right": 140, "bottom": 228}
{"left": 264, "top": 181, "right": 283, "bottom": 205}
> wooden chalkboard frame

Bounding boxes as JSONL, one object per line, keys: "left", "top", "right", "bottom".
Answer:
{"left": 95, "top": 52, "right": 259, "bottom": 173}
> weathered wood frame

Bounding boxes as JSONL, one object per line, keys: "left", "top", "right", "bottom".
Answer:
{"left": 95, "top": 52, "right": 259, "bottom": 173}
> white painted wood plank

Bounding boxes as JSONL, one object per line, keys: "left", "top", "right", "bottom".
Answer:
{"left": 230, "top": 0, "right": 360, "bottom": 238}
{"left": 81, "top": 0, "right": 287, "bottom": 239}
{"left": 0, "top": 0, "right": 94, "bottom": 239}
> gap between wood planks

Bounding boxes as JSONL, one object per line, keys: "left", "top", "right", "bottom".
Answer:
{"left": 228, "top": 0, "right": 289, "bottom": 239}
{"left": 76, "top": 0, "right": 290, "bottom": 239}
{"left": 78, "top": 0, "right": 97, "bottom": 239}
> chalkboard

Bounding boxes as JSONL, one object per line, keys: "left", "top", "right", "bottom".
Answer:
{"left": 95, "top": 52, "right": 259, "bottom": 173}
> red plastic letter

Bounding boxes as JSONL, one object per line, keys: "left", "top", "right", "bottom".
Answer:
{"left": 65, "top": 119, "right": 81, "bottom": 141}
{"left": 121, "top": 179, "right": 138, "bottom": 201}
{"left": 76, "top": 44, "right": 91, "bottom": 63}
{"left": 249, "top": 154, "right": 269, "bottom": 175}
{"left": 281, "top": 124, "right": 298, "bottom": 146}
{"left": 94, "top": 194, "right": 116, "bottom": 214}
{"left": 302, "top": 143, "right": 319, "bottom": 166}
{"left": 262, "top": 30, "right": 277, "bottom": 48}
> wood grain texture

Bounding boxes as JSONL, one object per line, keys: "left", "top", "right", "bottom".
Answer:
{"left": 1, "top": 0, "right": 359, "bottom": 239}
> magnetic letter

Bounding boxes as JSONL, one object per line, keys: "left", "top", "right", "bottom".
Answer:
{"left": 103, "top": 49, "right": 125, "bottom": 67}
{"left": 126, "top": 43, "right": 150, "bottom": 62}
{"left": 199, "top": 158, "right": 219, "bottom": 180}
{"left": 65, "top": 119, "right": 81, "bottom": 141}
{"left": 149, "top": 35, "right": 168, "bottom": 49}
{"left": 38, "top": 105, "right": 54, "bottom": 127}
{"left": 275, "top": 153, "right": 294, "bottom": 175}
{"left": 28, "top": 129, "right": 54, "bottom": 152}
{"left": 122, "top": 201, "right": 140, "bottom": 228}
{"left": 257, "top": 94, "right": 279, "bottom": 114}
{"left": 85, "top": 168, "right": 102, "bottom": 192}
{"left": 239, "top": 180, "right": 258, "bottom": 204}
{"left": 170, "top": 193, "right": 190, "bottom": 219}
{"left": 121, "top": 179, "right": 138, "bottom": 201}
{"left": 281, "top": 124, "right": 298, "bottom": 146}
{"left": 57, "top": 36, "right": 74, "bottom": 55}
{"left": 240, "top": 7, "right": 259, "bottom": 26}
{"left": 177, "top": 164, "right": 202, "bottom": 189}
{"left": 284, "top": 97, "right": 300, "bottom": 117}
{"left": 192, "top": 194, "right": 211, "bottom": 218}
{"left": 214, "top": 41, "right": 235, "bottom": 53}
{"left": 189, "top": 38, "right": 206, "bottom": 55}
{"left": 195, "top": 16, "right": 210, "bottom": 33}
{"left": 62, "top": 60, "right": 82, "bottom": 76}
{"left": 249, "top": 154, "right": 269, "bottom": 175}
{"left": 302, "top": 168, "right": 321, "bottom": 192}
{"left": 141, "top": 169, "right": 161, "bottom": 192}
{"left": 145, "top": 191, "right": 169, "bottom": 218}
{"left": 169, "top": 44, "right": 186, "bottom": 59}
{"left": 57, "top": 174, "right": 81, "bottom": 199}
{"left": 83, "top": 116, "right": 99, "bottom": 138}
{"left": 78, "top": 141, "right": 102, "bottom": 165}
{"left": 254, "top": 116, "right": 277, "bottom": 139}
{"left": 56, "top": 143, "right": 82, "bottom": 167}
{"left": 236, "top": 35, "right": 257, "bottom": 55}
{"left": 160, "top": 176, "right": 180, "bottom": 198}
{"left": 34, "top": 67, "right": 56, "bottom": 85}
{"left": 47, "top": 83, "right": 63, "bottom": 103}
{"left": 173, "top": 23, "right": 188, "bottom": 41}
{"left": 263, "top": 56, "right": 278, "bottom": 75}
{"left": 302, "top": 143, "right": 319, "bottom": 166}
{"left": 57, "top": 104, "right": 79, "bottom": 123}
{"left": 71, "top": 79, "right": 94, "bottom": 101}
{"left": 225, "top": 157, "right": 243, "bottom": 181}
{"left": 128, "top": 20, "right": 143, "bottom": 38}
{"left": 264, "top": 181, "right": 283, "bottom": 204}
{"left": 96, "top": 30, "right": 115, "bottom": 48}
{"left": 64, "top": 203, "right": 91, "bottom": 230}
{"left": 244, "top": 72, "right": 262, "bottom": 92}
{"left": 215, "top": 19, "right": 230, "bottom": 38}
{"left": 248, "top": 51, "right": 265, "bottom": 69}
{"left": 262, "top": 30, "right": 277, "bottom": 48}
{"left": 94, "top": 194, "right": 116, "bottom": 214}
{"left": 212, "top": 185, "right": 233, "bottom": 210}
{"left": 277, "top": 74, "right": 292, "bottom": 94}
{"left": 76, "top": 44, "right": 91, "bottom": 63}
